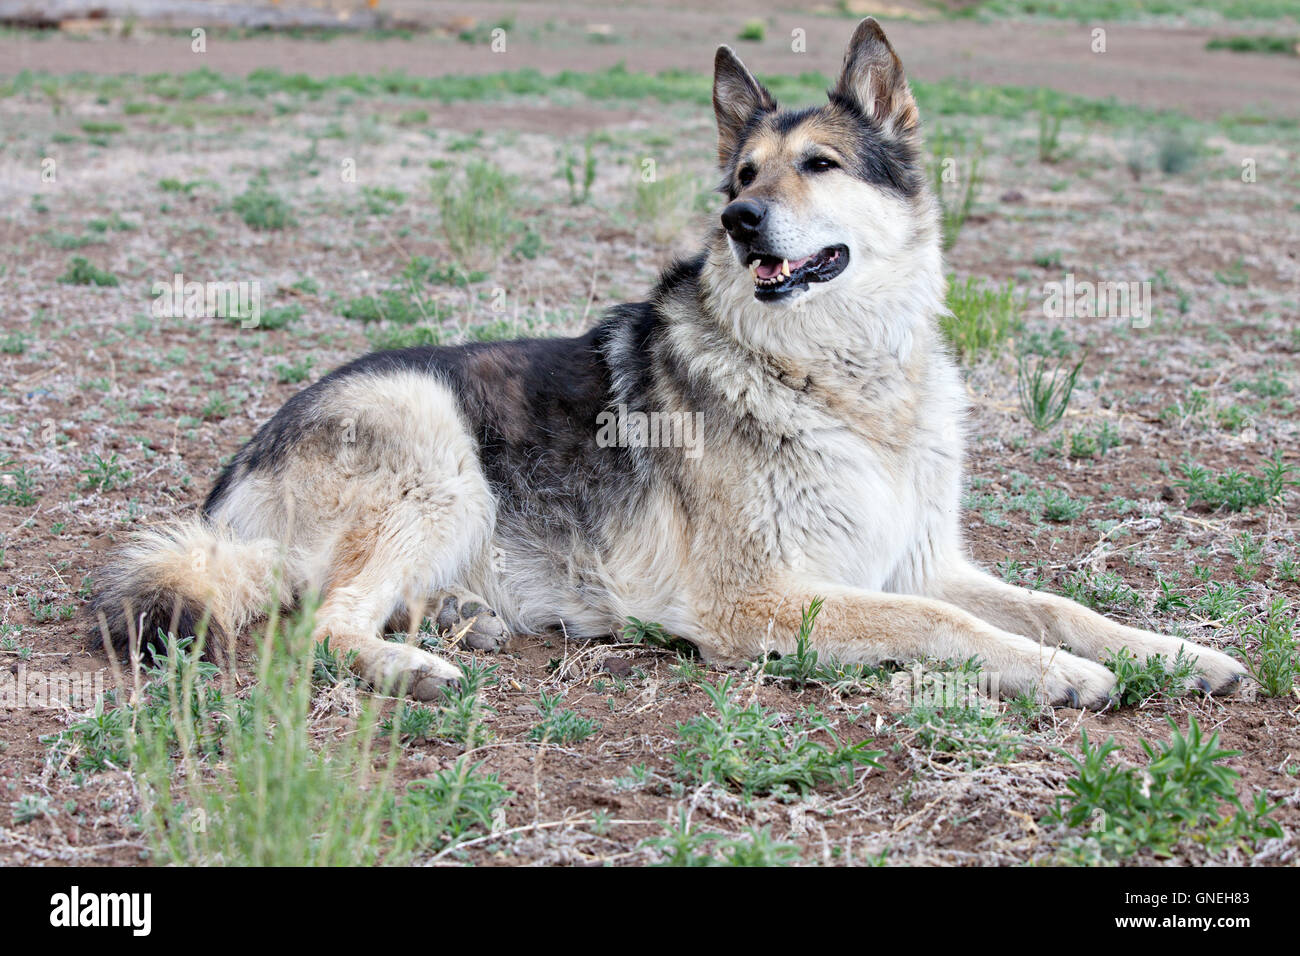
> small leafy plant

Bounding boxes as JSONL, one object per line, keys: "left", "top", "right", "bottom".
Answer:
{"left": 1049, "top": 718, "right": 1280, "bottom": 860}
{"left": 641, "top": 810, "right": 799, "bottom": 867}
{"left": 1101, "top": 646, "right": 1199, "bottom": 706}
{"left": 1174, "top": 452, "right": 1295, "bottom": 512}
{"left": 1233, "top": 598, "right": 1297, "bottom": 698}
{"left": 529, "top": 691, "right": 600, "bottom": 744}
{"left": 58, "top": 256, "right": 118, "bottom": 286}
{"left": 672, "top": 677, "right": 881, "bottom": 800}
{"left": 761, "top": 598, "right": 882, "bottom": 694}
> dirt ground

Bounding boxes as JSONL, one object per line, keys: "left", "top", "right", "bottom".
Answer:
{"left": 1, "top": 5, "right": 1298, "bottom": 865}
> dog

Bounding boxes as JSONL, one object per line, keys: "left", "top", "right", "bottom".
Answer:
{"left": 91, "top": 18, "right": 1245, "bottom": 707}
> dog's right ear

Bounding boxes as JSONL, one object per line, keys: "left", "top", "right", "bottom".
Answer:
{"left": 713, "top": 45, "right": 776, "bottom": 166}
{"left": 832, "top": 18, "right": 919, "bottom": 138}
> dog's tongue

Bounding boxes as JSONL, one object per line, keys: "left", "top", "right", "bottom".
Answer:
{"left": 755, "top": 254, "right": 814, "bottom": 280}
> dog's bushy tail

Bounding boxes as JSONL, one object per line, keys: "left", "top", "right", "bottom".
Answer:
{"left": 89, "top": 517, "right": 283, "bottom": 660}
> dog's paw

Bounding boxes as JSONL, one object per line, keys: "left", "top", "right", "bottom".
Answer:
{"left": 433, "top": 589, "right": 510, "bottom": 652}
{"left": 363, "top": 642, "right": 463, "bottom": 701}
{"left": 1180, "top": 641, "right": 1247, "bottom": 696}
{"left": 1006, "top": 652, "right": 1116, "bottom": 710}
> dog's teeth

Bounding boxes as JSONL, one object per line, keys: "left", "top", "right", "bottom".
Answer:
{"left": 749, "top": 261, "right": 759, "bottom": 277}
{"left": 782, "top": 259, "right": 790, "bottom": 277}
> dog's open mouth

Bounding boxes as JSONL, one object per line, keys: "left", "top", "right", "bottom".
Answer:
{"left": 747, "top": 244, "right": 849, "bottom": 300}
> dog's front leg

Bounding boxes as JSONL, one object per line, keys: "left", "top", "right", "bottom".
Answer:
{"left": 926, "top": 560, "right": 1245, "bottom": 695}
{"left": 702, "top": 582, "right": 1116, "bottom": 708}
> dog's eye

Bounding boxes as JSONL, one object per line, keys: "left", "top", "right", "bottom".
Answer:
{"left": 737, "top": 165, "right": 757, "bottom": 187}
{"left": 805, "top": 156, "right": 839, "bottom": 173}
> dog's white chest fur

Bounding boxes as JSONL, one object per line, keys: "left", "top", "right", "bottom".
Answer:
{"left": 716, "top": 345, "right": 965, "bottom": 596}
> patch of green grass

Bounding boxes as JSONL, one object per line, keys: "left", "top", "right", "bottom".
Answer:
{"left": 1192, "top": 581, "right": 1250, "bottom": 622}
{"left": 49, "top": 608, "right": 510, "bottom": 864}
{"left": 158, "top": 177, "right": 203, "bottom": 195}
{"left": 57, "top": 255, "right": 118, "bottom": 286}
{"left": 1037, "top": 102, "right": 1066, "bottom": 163}
{"left": 632, "top": 168, "right": 700, "bottom": 243}
{"left": 1155, "top": 128, "right": 1200, "bottom": 174}
{"left": 623, "top": 616, "right": 695, "bottom": 655}
{"left": 1040, "top": 487, "right": 1089, "bottom": 521}
{"left": 340, "top": 257, "right": 467, "bottom": 327}
{"left": 359, "top": 185, "right": 406, "bottom": 215}
{"left": 1207, "top": 35, "right": 1299, "bottom": 55}
{"left": 1174, "top": 451, "right": 1295, "bottom": 512}
{"left": 1017, "top": 354, "right": 1084, "bottom": 430}
{"left": 529, "top": 691, "right": 600, "bottom": 744}
{"left": 641, "top": 810, "right": 799, "bottom": 866}
{"left": 79, "top": 452, "right": 132, "bottom": 491}
{"left": 0, "top": 66, "right": 1238, "bottom": 138}
{"left": 966, "top": 1, "right": 1300, "bottom": 23}
{"left": 737, "top": 20, "right": 767, "bottom": 42}
{"left": 342, "top": 287, "right": 446, "bottom": 326}
{"left": 386, "top": 758, "right": 509, "bottom": 856}
{"left": 672, "top": 677, "right": 882, "bottom": 800}
{"left": 87, "top": 213, "right": 136, "bottom": 233}
{"left": 79, "top": 120, "right": 124, "bottom": 135}
{"left": 941, "top": 276, "right": 1022, "bottom": 361}
{"left": 399, "top": 656, "right": 497, "bottom": 748}
{"left": 928, "top": 128, "right": 984, "bottom": 250}
{"left": 257, "top": 303, "right": 303, "bottom": 330}
{"left": 1233, "top": 598, "right": 1298, "bottom": 698}
{"left": 365, "top": 325, "right": 444, "bottom": 350}
{"left": 44, "top": 230, "right": 103, "bottom": 249}
{"left": 273, "top": 357, "right": 314, "bottom": 384}
{"left": 11, "top": 794, "right": 53, "bottom": 825}
{"left": 231, "top": 183, "right": 296, "bottom": 230}
{"left": 1066, "top": 421, "right": 1121, "bottom": 459}
{"left": 0, "top": 459, "right": 38, "bottom": 506}
{"left": 434, "top": 159, "right": 516, "bottom": 259}
{"left": 1102, "top": 646, "right": 1199, "bottom": 706}
{"left": 1, "top": 330, "right": 30, "bottom": 355}
{"left": 760, "top": 598, "right": 883, "bottom": 694}
{"left": 899, "top": 697, "right": 1019, "bottom": 770}
{"left": 1058, "top": 569, "right": 1142, "bottom": 614}
{"left": 1048, "top": 718, "right": 1281, "bottom": 861}
{"left": 964, "top": 474, "right": 1091, "bottom": 526}
{"left": 562, "top": 138, "right": 597, "bottom": 205}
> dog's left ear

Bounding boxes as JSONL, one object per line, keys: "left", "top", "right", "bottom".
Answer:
{"left": 832, "top": 18, "right": 919, "bottom": 137}
{"left": 713, "top": 45, "right": 776, "bottom": 166}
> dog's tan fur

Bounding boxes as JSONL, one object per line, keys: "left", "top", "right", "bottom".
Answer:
{"left": 92, "top": 19, "right": 1245, "bottom": 707}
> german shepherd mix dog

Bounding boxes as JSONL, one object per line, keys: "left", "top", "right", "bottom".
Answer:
{"left": 93, "top": 19, "right": 1244, "bottom": 707}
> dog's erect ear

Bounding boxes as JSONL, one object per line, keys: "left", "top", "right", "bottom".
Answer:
{"left": 832, "top": 18, "right": 918, "bottom": 136}
{"left": 713, "top": 45, "right": 776, "bottom": 165}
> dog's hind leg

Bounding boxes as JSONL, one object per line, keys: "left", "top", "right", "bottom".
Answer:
{"left": 289, "top": 372, "right": 500, "bottom": 698}
{"left": 926, "top": 559, "right": 1245, "bottom": 695}
{"left": 313, "top": 495, "right": 495, "bottom": 699}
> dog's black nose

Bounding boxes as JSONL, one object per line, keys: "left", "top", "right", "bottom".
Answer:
{"left": 721, "top": 200, "right": 767, "bottom": 241}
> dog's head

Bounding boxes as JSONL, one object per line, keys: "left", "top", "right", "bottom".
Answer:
{"left": 711, "top": 18, "right": 931, "bottom": 308}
